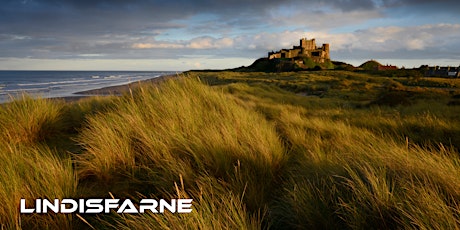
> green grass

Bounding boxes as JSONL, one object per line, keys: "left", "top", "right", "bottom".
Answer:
{"left": 1, "top": 71, "right": 460, "bottom": 229}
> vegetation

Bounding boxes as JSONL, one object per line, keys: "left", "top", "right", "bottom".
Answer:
{"left": 1, "top": 70, "right": 460, "bottom": 229}
{"left": 234, "top": 57, "right": 334, "bottom": 72}
{"left": 359, "top": 59, "right": 382, "bottom": 70}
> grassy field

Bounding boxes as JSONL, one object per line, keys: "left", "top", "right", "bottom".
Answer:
{"left": 1, "top": 70, "right": 460, "bottom": 229}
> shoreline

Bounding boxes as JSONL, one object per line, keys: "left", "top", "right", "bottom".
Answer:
{"left": 73, "top": 73, "right": 180, "bottom": 96}
{"left": 1, "top": 72, "right": 181, "bottom": 104}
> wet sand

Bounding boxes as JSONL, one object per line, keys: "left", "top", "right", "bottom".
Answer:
{"left": 73, "top": 74, "right": 179, "bottom": 96}
{"left": 43, "top": 74, "right": 180, "bottom": 103}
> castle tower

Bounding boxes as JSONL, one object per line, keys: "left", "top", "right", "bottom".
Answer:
{"left": 300, "top": 38, "right": 307, "bottom": 48}
{"left": 300, "top": 38, "right": 315, "bottom": 50}
{"left": 322, "top": 43, "right": 330, "bottom": 59}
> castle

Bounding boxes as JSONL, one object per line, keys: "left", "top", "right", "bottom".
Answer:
{"left": 268, "top": 38, "right": 330, "bottom": 64}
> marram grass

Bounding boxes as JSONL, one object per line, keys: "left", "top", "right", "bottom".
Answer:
{"left": 0, "top": 95, "right": 64, "bottom": 145}
{"left": 1, "top": 72, "right": 460, "bottom": 229}
{"left": 0, "top": 143, "right": 76, "bottom": 229}
{"left": 76, "top": 77, "right": 286, "bottom": 212}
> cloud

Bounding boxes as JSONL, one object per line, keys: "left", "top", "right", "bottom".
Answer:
{"left": 1, "top": 0, "right": 459, "bottom": 70}
{"left": 226, "top": 23, "right": 460, "bottom": 61}
{"left": 131, "top": 43, "right": 184, "bottom": 49}
{"left": 130, "top": 37, "right": 234, "bottom": 50}
{"left": 187, "top": 37, "right": 234, "bottom": 49}
{"left": 268, "top": 9, "right": 383, "bottom": 30}
{"left": 0, "top": 57, "right": 253, "bottom": 71}
{"left": 310, "top": 24, "right": 460, "bottom": 61}
{"left": 381, "top": 0, "right": 460, "bottom": 9}
{"left": 262, "top": 24, "right": 459, "bottom": 56}
{"left": 2, "top": 0, "right": 459, "bottom": 37}
{"left": 0, "top": 0, "right": 393, "bottom": 39}
{"left": 3, "top": 23, "right": 460, "bottom": 62}
{"left": 351, "top": 24, "right": 460, "bottom": 52}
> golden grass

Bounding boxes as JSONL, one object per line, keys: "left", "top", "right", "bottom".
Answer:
{"left": 76, "top": 77, "right": 286, "bottom": 216}
{"left": 1, "top": 71, "right": 460, "bottom": 228}
{"left": 0, "top": 143, "right": 76, "bottom": 229}
{"left": 0, "top": 95, "right": 64, "bottom": 145}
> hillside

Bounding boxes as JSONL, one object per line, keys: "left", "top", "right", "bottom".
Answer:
{"left": 359, "top": 59, "right": 383, "bottom": 70}
{"left": 233, "top": 57, "right": 335, "bottom": 72}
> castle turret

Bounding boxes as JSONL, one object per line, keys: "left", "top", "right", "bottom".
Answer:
{"left": 300, "top": 38, "right": 306, "bottom": 47}
{"left": 322, "top": 43, "right": 330, "bottom": 59}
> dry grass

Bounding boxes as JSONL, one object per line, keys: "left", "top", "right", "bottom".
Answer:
{"left": 0, "top": 95, "right": 65, "bottom": 145}
{"left": 1, "top": 72, "right": 460, "bottom": 229}
{"left": 0, "top": 143, "right": 77, "bottom": 229}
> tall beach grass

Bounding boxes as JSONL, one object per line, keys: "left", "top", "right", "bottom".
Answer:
{"left": 75, "top": 77, "right": 286, "bottom": 227}
{"left": 1, "top": 71, "right": 460, "bottom": 229}
{"left": 0, "top": 96, "right": 77, "bottom": 229}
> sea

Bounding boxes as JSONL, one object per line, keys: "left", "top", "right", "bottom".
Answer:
{"left": 0, "top": 71, "right": 176, "bottom": 103}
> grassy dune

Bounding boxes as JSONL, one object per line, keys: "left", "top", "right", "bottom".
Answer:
{"left": 1, "top": 71, "right": 460, "bottom": 229}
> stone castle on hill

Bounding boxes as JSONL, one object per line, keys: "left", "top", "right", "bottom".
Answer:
{"left": 268, "top": 37, "right": 330, "bottom": 64}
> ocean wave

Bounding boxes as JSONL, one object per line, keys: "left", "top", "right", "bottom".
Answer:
{"left": 17, "top": 79, "right": 95, "bottom": 86}
{"left": 104, "top": 75, "right": 122, "bottom": 79}
{"left": 0, "top": 71, "right": 171, "bottom": 104}
{"left": 2, "top": 87, "right": 50, "bottom": 93}
{"left": 15, "top": 75, "right": 137, "bottom": 87}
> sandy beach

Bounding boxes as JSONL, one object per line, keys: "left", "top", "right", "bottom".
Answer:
{"left": 43, "top": 73, "right": 180, "bottom": 103}
{"left": 73, "top": 73, "right": 179, "bottom": 96}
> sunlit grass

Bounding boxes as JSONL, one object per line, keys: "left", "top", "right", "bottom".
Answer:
{"left": 1, "top": 71, "right": 460, "bottom": 228}
{"left": 0, "top": 143, "right": 77, "bottom": 229}
{"left": 0, "top": 95, "right": 65, "bottom": 145}
{"left": 76, "top": 78, "right": 286, "bottom": 217}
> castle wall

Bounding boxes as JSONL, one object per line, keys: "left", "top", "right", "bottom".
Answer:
{"left": 268, "top": 37, "right": 330, "bottom": 63}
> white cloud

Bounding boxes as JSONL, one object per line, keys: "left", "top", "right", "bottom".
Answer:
{"left": 77, "top": 54, "right": 106, "bottom": 57}
{"left": 131, "top": 42, "right": 184, "bottom": 49}
{"left": 131, "top": 37, "right": 234, "bottom": 50}
{"left": 233, "top": 30, "right": 312, "bottom": 51}
{"left": 0, "top": 57, "right": 254, "bottom": 71}
{"left": 4, "top": 23, "right": 459, "bottom": 70}
{"left": 405, "top": 39, "right": 425, "bottom": 50}
{"left": 215, "top": 37, "right": 234, "bottom": 48}
{"left": 351, "top": 24, "right": 460, "bottom": 52}
{"left": 287, "top": 24, "right": 460, "bottom": 53}
{"left": 127, "top": 23, "right": 460, "bottom": 60}
{"left": 186, "top": 37, "right": 234, "bottom": 49}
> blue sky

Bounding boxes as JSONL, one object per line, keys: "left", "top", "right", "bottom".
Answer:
{"left": 0, "top": 0, "right": 459, "bottom": 70}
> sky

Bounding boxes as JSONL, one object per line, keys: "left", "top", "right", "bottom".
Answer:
{"left": 0, "top": 0, "right": 459, "bottom": 70}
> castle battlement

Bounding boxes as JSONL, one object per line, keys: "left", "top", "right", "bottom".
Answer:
{"left": 268, "top": 37, "right": 330, "bottom": 64}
